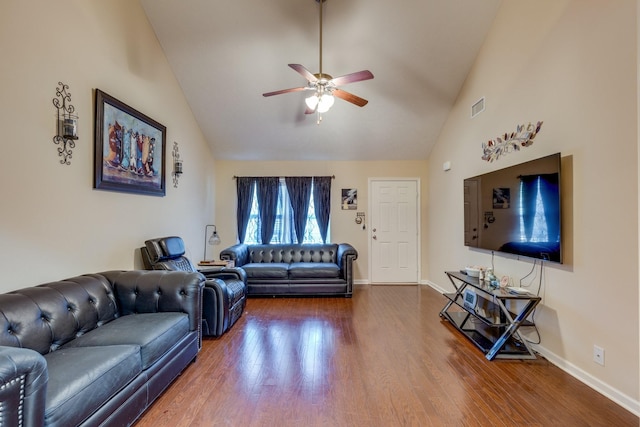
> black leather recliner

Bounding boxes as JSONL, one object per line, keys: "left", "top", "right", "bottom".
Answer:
{"left": 141, "top": 236, "right": 247, "bottom": 337}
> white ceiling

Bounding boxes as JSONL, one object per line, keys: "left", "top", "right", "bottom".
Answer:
{"left": 140, "top": 0, "right": 501, "bottom": 161}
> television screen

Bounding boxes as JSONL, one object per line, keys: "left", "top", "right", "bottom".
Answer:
{"left": 464, "top": 153, "right": 562, "bottom": 263}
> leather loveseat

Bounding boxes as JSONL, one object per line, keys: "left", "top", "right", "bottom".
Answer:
{"left": 0, "top": 270, "right": 204, "bottom": 427}
{"left": 220, "top": 243, "right": 358, "bottom": 297}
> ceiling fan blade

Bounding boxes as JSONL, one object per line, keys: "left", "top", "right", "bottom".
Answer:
{"left": 304, "top": 106, "right": 316, "bottom": 115}
{"left": 288, "top": 64, "right": 318, "bottom": 83}
{"left": 330, "top": 70, "right": 374, "bottom": 86}
{"left": 262, "top": 87, "right": 307, "bottom": 97}
{"left": 332, "top": 88, "right": 369, "bottom": 107}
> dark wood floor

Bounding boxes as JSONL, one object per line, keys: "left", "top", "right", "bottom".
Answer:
{"left": 136, "top": 285, "right": 638, "bottom": 427}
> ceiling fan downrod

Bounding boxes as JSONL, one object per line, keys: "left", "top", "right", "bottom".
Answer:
{"left": 317, "top": 0, "right": 325, "bottom": 76}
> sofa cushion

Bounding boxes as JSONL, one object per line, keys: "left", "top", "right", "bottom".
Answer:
{"left": 288, "top": 263, "right": 340, "bottom": 279}
{"left": 63, "top": 312, "right": 189, "bottom": 369}
{"left": 44, "top": 345, "right": 141, "bottom": 427}
{"left": 242, "top": 263, "right": 289, "bottom": 279}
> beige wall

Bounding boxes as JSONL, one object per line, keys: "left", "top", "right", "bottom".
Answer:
{"left": 427, "top": 0, "right": 639, "bottom": 412}
{"left": 0, "top": 0, "right": 637, "bottom": 416}
{"left": 214, "top": 160, "right": 429, "bottom": 282}
{"left": 0, "top": 0, "right": 216, "bottom": 289}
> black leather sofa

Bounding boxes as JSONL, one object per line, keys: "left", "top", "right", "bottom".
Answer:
{"left": 0, "top": 270, "right": 204, "bottom": 427}
{"left": 141, "top": 236, "right": 247, "bottom": 337}
{"left": 220, "top": 243, "right": 358, "bottom": 297}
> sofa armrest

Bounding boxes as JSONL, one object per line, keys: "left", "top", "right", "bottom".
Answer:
{"left": 337, "top": 243, "right": 358, "bottom": 269}
{"left": 100, "top": 270, "right": 205, "bottom": 336}
{"left": 337, "top": 243, "right": 358, "bottom": 294}
{"left": 220, "top": 244, "right": 249, "bottom": 267}
{"left": 200, "top": 266, "right": 247, "bottom": 283}
{"left": 0, "top": 346, "right": 48, "bottom": 427}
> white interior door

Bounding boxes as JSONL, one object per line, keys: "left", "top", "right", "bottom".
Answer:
{"left": 369, "top": 179, "right": 419, "bottom": 283}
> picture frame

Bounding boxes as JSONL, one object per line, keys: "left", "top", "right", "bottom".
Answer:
{"left": 94, "top": 89, "right": 166, "bottom": 196}
{"left": 492, "top": 187, "right": 510, "bottom": 209}
{"left": 342, "top": 188, "right": 357, "bottom": 210}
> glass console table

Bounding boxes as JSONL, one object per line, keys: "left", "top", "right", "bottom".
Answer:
{"left": 440, "top": 271, "right": 541, "bottom": 360}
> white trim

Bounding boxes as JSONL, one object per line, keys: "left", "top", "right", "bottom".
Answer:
{"left": 534, "top": 346, "right": 639, "bottom": 416}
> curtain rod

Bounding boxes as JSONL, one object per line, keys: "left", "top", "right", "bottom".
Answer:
{"left": 232, "top": 175, "right": 335, "bottom": 179}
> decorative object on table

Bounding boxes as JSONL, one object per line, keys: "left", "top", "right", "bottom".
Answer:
{"left": 172, "top": 141, "right": 182, "bottom": 188}
{"left": 94, "top": 89, "right": 166, "bottom": 196}
{"left": 198, "top": 260, "right": 232, "bottom": 267}
{"left": 482, "top": 121, "right": 543, "bottom": 162}
{"left": 341, "top": 188, "right": 357, "bottom": 210}
{"left": 52, "top": 82, "right": 78, "bottom": 165}
{"left": 203, "top": 224, "right": 221, "bottom": 262}
{"left": 464, "top": 266, "right": 481, "bottom": 278}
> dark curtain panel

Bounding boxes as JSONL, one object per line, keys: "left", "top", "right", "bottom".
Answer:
{"left": 519, "top": 175, "right": 538, "bottom": 241}
{"left": 313, "top": 176, "right": 332, "bottom": 243}
{"left": 285, "top": 177, "right": 313, "bottom": 243}
{"left": 256, "top": 177, "right": 280, "bottom": 244}
{"left": 236, "top": 177, "right": 255, "bottom": 243}
{"left": 539, "top": 173, "right": 560, "bottom": 242}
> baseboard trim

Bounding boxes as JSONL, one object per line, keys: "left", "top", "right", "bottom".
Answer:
{"left": 423, "top": 280, "right": 639, "bottom": 417}
{"left": 532, "top": 346, "right": 639, "bottom": 416}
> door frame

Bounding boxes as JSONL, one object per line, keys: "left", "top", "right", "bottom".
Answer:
{"left": 367, "top": 177, "right": 421, "bottom": 284}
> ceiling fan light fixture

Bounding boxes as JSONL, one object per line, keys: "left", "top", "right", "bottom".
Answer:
{"left": 317, "top": 94, "right": 334, "bottom": 113}
{"left": 262, "top": 0, "right": 374, "bottom": 121}
{"left": 305, "top": 94, "right": 319, "bottom": 110}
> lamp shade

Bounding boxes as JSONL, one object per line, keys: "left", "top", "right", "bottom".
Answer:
{"left": 203, "top": 224, "right": 221, "bottom": 261}
{"left": 209, "top": 230, "right": 221, "bottom": 245}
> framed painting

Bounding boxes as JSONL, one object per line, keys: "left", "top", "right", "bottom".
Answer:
{"left": 492, "top": 187, "right": 510, "bottom": 209}
{"left": 94, "top": 89, "right": 166, "bottom": 196}
{"left": 341, "top": 188, "right": 357, "bottom": 210}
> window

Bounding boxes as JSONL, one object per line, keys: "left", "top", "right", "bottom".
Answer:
{"left": 244, "top": 178, "right": 327, "bottom": 244}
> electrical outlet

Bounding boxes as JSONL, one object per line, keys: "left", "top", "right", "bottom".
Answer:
{"left": 593, "top": 345, "right": 605, "bottom": 366}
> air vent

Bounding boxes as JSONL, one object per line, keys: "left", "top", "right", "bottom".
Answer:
{"left": 471, "top": 97, "right": 485, "bottom": 118}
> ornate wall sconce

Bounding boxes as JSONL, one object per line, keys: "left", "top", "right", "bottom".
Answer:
{"left": 52, "top": 82, "right": 78, "bottom": 165}
{"left": 172, "top": 141, "right": 183, "bottom": 188}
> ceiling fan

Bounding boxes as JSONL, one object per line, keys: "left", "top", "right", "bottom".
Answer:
{"left": 262, "top": 0, "right": 374, "bottom": 122}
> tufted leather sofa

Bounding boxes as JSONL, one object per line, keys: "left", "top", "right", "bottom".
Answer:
{"left": 141, "top": 236, "right": 247, "bottom": 337}
{"left": 0, "top": 270, "right": 204, "bottom": 427}
{"left": 220, "top": 243, "right": 358, "bottom": 297}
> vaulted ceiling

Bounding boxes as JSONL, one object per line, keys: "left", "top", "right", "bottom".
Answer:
{"left": 140, "top": 0, "right": 501, "bottom": 161}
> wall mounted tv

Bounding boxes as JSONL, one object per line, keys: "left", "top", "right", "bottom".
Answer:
{"left": 464, "top": 153, "right": 562, "bottom": 263}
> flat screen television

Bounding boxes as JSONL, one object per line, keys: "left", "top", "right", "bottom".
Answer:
{"left": 464, "top": 153, "right": 562, "bottom": 263}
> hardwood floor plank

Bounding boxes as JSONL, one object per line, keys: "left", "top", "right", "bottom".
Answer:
{"left": 135, "top": 285, "right": 638, "bottom": 427}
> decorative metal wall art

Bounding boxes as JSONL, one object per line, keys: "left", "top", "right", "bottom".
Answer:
{"left": 52, "top": 82, "right": 79, "bottom": 165}
{"left": 482, "top": 121, "right": 543, "bottom": 162}
{"left": 172, "top": 142, "right": 182, "bottom": 188}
